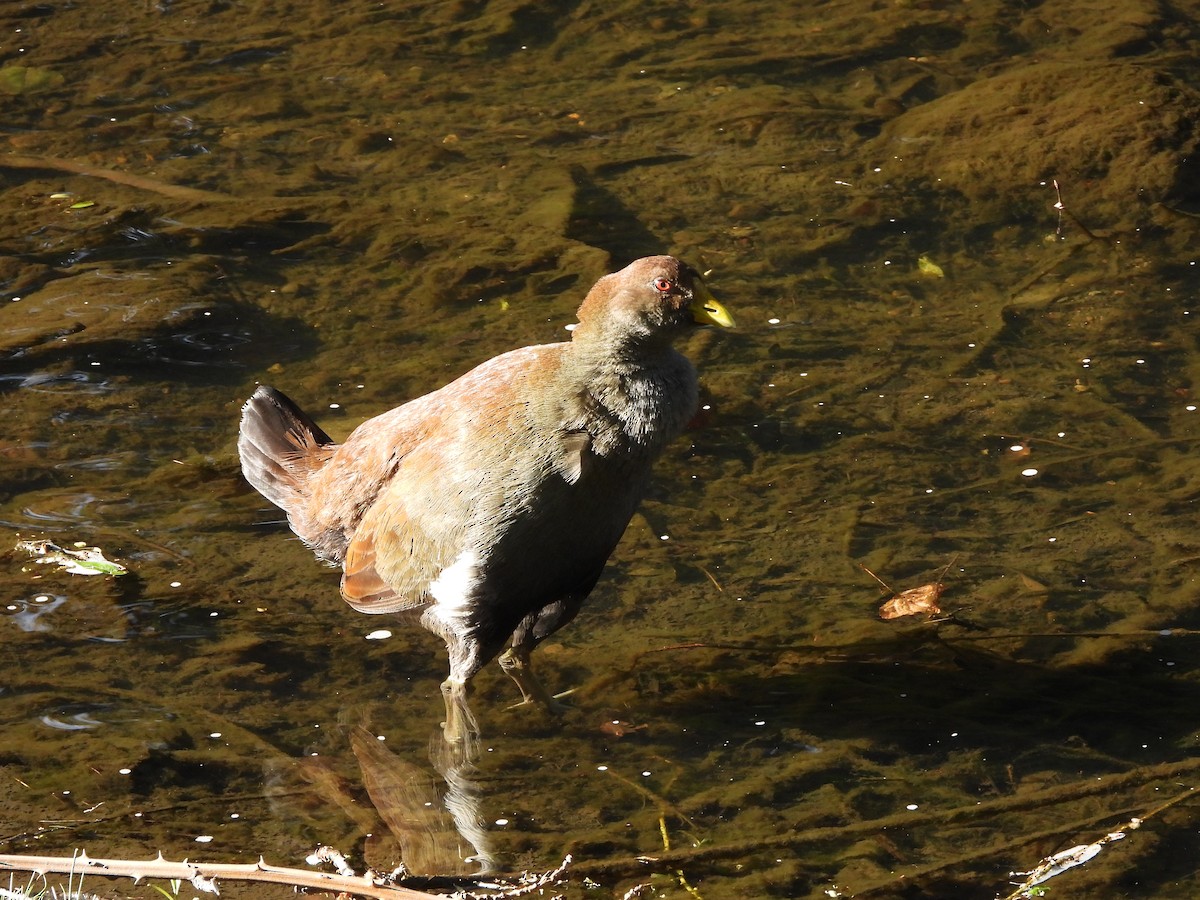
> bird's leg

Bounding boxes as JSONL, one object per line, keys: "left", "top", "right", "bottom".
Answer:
{"left": 497, "top": 647, "right": 571, "bottom": 715}
{"left": 440, "top": 677, "right": 480, "bottom": 746}
{"left": 425, "top": 608, "right": 484, "bottom": 745}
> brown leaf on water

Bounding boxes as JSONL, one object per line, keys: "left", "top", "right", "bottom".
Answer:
{"left": 599, "top": 719, "right": 648, "bottom": 738}
{"left": 1018, "top": 572, "right": 1050, "bottom": 593}
{"left": 862, "top": 557, "right": 956, "bottom": 621}
{"left": 879, "top": 582, "right": 945, "bottom": 619}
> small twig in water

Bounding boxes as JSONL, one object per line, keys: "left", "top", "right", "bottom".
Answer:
{"left": 696, "top": 564, "right": 724, "bottom": 592}
{"left": 1052, "top": 179, "right": 1101, "bottom": 241}
{"left": 603, "top": 766, "right": 696, "bottom": 830}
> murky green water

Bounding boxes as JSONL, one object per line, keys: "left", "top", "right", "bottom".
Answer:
{"left": 4, "top": 1, "right": 1200, "bottom": 898}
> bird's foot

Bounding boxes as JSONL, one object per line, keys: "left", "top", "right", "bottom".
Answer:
{"left": 506, "top": 688, "right": 575, "bottom": 716}
{"left": 439, "top": 678, "right": 480, "bottom": 747}
{"left": 498, "top": 648, "right": 573, "bottom": 716}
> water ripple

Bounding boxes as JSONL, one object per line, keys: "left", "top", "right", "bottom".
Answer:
{"left": 0, "top": 371, "right": 115, "bottom": 395}
{"left": 5, "top": 592, "right": 67, "bottom": 633}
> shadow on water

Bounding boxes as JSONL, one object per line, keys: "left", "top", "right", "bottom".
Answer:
{"left": 1, "top": 207, "right": 325, "bottom": 382}
{"left": 4, "top": 0, "right": 1200, "bottom": 897}
{"left": 658, "top": 639, "right": 1200, "bottom": 763}
{"left": 565, "top": 168, "right": 673, "bottom": 265}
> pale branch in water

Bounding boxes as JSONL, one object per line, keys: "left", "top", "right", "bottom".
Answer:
{"left": 0, "top": 153, "right": 233, "bottom": 203}
{"left": 0, "top": 850, "right": 574, "bottom": 900}
{"left": 0, "top": 851, "right": 435, "bottom": 900}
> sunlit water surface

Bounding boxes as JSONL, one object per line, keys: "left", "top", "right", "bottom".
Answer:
{"left": 3, "top": 1, "right": 1200, "bottom": 898}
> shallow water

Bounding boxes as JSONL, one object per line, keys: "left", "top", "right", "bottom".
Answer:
{"left": 3, "top": 1, "right": 1200, "bottom": 898}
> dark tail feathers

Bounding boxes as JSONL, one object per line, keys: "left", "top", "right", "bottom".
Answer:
{"left": 238, "top": 385, "right": 334, "bottom": 515}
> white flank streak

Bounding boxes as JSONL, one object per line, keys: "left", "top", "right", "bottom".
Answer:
{"left": 429, "top": 549, "right": 480, "bottom": 612}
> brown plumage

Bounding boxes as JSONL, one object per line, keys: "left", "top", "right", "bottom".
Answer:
{"left": 238, "top": 256, "right": 733, "bottom": 741}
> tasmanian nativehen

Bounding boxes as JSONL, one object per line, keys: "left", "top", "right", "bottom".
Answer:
{"left": 238, "top": 256, "right": 733, "bottom": 742}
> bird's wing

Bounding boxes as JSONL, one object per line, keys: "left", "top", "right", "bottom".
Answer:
{"left": 341, "top": 524, "right": 413, "bottom": 614}
{"left": 339, "top": 441, "right": 465, "bottom": 614}
{"left": 306, "top": 344, "right": 565, "bottom": 565}
{"left": 332, "top": 343, "right": 575, "bottom": 614}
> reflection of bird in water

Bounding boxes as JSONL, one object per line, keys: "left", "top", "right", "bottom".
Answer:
{"left": 238, "top": 256, "right": 733, "bottom": 743}
{"left": 348, "top": 726, "right": 494, "bottom": 873}
{"left": 427, "top": 734, "right": 495, "bottom": 873}
{"left": 261, "top": 723, "right": 494, "bottom": 876}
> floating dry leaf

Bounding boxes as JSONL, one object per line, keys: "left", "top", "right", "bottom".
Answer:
{"left": 16, "top": 538, "right": 128, "bottom": 576}
{"left": 1005, "top": 823, "right": 1137, "bottom": 899}
{"left": 861, "top": 557, "right": 955, "bottom": 620}
{"left": 879, "top": 582, "right": 944, "bottom": 619}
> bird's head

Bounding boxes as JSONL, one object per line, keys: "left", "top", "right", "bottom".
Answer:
{"left": 574, "top": 256, "right": 734, "bottom": 350}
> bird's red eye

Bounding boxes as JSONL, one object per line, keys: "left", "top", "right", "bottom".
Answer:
{"left": 654, "top": 278, "right": 673, "bottom": 293}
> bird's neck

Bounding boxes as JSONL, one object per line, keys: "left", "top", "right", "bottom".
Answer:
{"left": 559, "top": 341, "right": 698, "bottom": 453}
{"left": 569, "top": 324, "right": 675, "bottom": 372}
